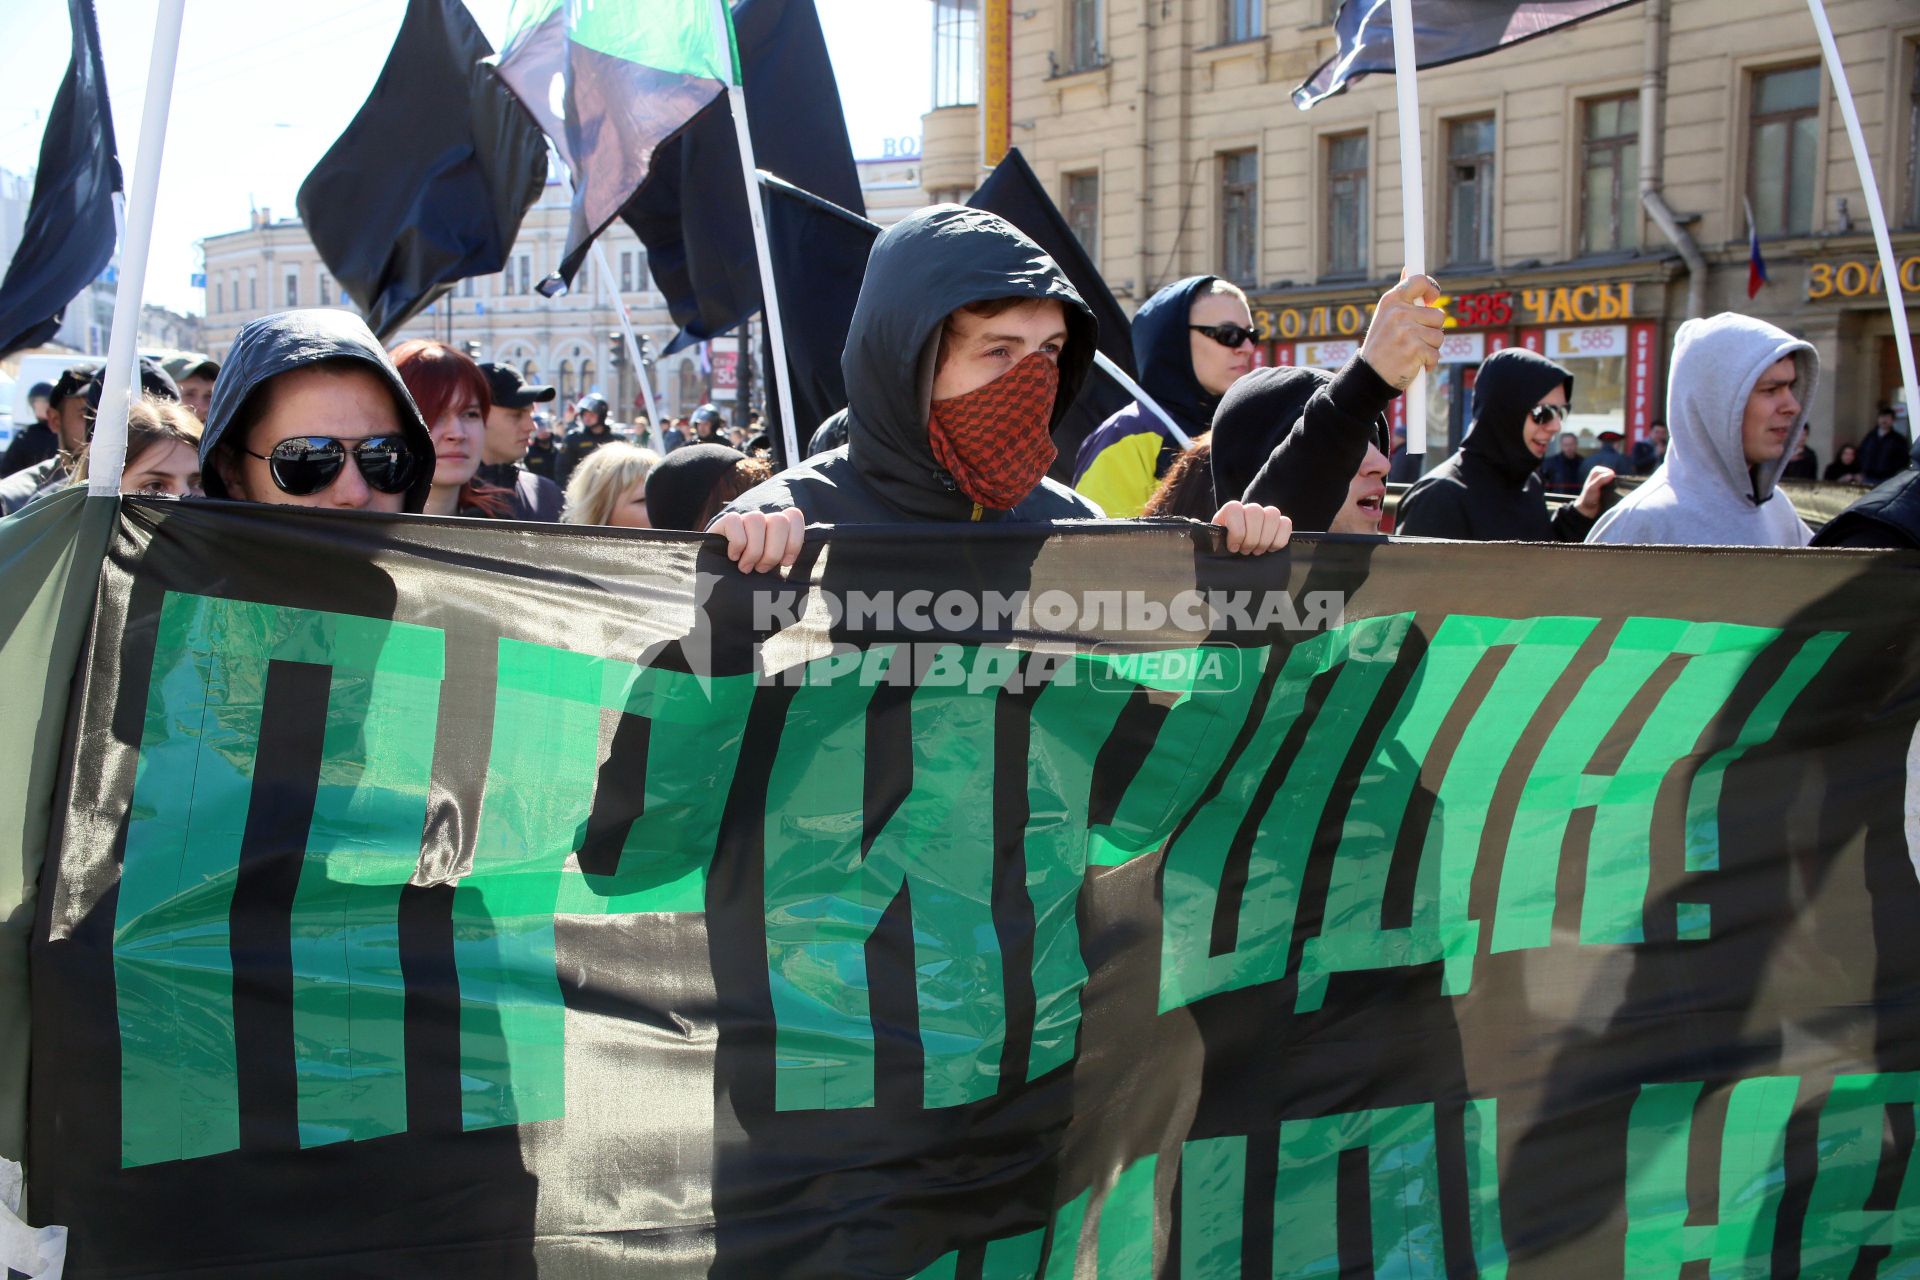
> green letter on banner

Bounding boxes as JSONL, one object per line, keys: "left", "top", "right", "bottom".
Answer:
{"left": 765, "top": 645, "right": 1011, "bottom": 1111}
{"left": 1297, "top": 615, "right": 1595, "bottom": 1012}
{"left": 1622, "top": 1075, "right": 1799, "bottom": 1276}
{"left": 115, "top": 592, "right": 444, "bottom": 1168}
{"left": 1271, "top": 1104, "right": 1447, "bottom": 1278}
{"left": 1181, "top": 1135, "right": 1248, "bottom": 1278}
{"left": 1491, "top": 619, "right": 1785, "bottom": 954}
{"left": 1159, "top": 614, "right": 1412, "bottom": 1013}
{"left": 1799, "top": 1072, "right": 1920, "bottom": 1277}
{"left": 455, "top": 639, "right": 754, "bottom": 1131}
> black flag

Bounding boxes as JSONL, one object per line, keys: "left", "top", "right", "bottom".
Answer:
{"left": 297, "top": 0, "right": 548, "bottom": 339}
{"left": 967, "top": 147, "right": 1138, "bottom": 478}
{"left": 619, "top": 0, "right": 864, "bottom": 356}
{"left": 758, "top": 174, "right": 877, "bottom": 445}
{"left": 1296, "top": 0, "right": 1641, "bottom": 107}
{"left": 0, "top": 0, "right": 119, "bottom": 359}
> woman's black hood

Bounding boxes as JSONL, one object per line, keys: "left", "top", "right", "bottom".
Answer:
{"left": 1460, "top": 347, "right": 1573, "bottom": 488}
{"left": 200, "top": 309, "right": 436, "bottom": 512}
{"left": 1132, "top": 275, "right": 1222, "bottom": 440}
{"left": 1209, "top": 364, "right": 1391, "bottom": 502}
{"left": 842, "top": 204, "right": 1096, "bottom": 520}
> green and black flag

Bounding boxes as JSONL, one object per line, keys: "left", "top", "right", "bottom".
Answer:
{"left": 8, "top": 486, "right": 1920, "bottom": 1276}
{"left": 492, "top": 0, "right": 737, "bottom": 296}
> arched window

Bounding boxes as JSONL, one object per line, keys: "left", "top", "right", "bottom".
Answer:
{"left": 523, "top": 359, "right": 539, "bottom": 384}
{"left": 580, "top": 358, "right": 596, "bottom": 396}
{"left": 557, "top": 359, "right": 574, "bottom": 403}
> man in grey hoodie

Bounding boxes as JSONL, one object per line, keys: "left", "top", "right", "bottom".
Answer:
{"left": 1587, "top": 313, "right": 1815, "bottom": 548}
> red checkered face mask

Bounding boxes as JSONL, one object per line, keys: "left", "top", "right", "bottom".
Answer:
{"left": 926, "top": 350, "right": 1060, "bottom": 510}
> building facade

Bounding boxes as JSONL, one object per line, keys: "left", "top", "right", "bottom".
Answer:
{"left": 200, "top": 180, "right": 701, "bottom": 421}
{"left": 921, "top": 0, "right": 1920, "bottom": 458}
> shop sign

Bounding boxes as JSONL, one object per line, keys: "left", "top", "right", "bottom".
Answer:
{"left": 1297, "top": 339, "right": 1359, "bottom": 369}
{"left": 1545, "top": 325, "right": 1629, "bottom": 361}
{"left": 1804, "top": 255, "right": 1920, "bottom": 301}
{"left": 1253, "top": 282, "right": 1639, "bottom": 343}
{"left": 1439, "top": 332, "right": 1486, "bottom": 364}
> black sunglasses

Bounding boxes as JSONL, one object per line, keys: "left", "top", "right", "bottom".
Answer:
{"left": 1189, "top": 322, "right": 1259, "bottom": 350}
{"left": 1527, "top": 403, "right": 1571, "bottom": 425}
{"left": 241, "top": 435, "right": 417, "bottom": 497}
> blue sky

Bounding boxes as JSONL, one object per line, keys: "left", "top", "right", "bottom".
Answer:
{"left": 0, "top": 0, "right": 933, "bottom": 315}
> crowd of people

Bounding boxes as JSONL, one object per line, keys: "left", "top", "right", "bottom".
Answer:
{"left": 1, "top": 202, "right": 1915, "bottom": 556}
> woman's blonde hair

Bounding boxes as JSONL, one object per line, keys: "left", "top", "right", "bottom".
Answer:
{"left": 562, "top": 441, "right": 662, "bottom": 526}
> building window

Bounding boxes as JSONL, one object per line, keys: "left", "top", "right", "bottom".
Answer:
{"left": 247, "top": 267, "right": 258, "bottom": 310}
{"left": 1067, "top": 0, "right": 1100, "bottom": 71}
{"left": 558, "top": 358, "right": 574, "bottom": 403}
{"left": 580, "top": 357, "right": 595, "bottom": 396}
{"left": 518, "top": 254, "right": 532, "bottom": 296}
{"left": 1219, "top": 149, "right": 1258, "bottom": 285}
{"left": 932, "top": 0, "right": 979, "bottom": 109}
{"left": 319, "top": 273, "right": 333, "bottom": 306}
{"left": 635, "top": 253, "right": 649, "bottom": 293}
{"left": 214, "top": 280, "right": 224, "bottom": 313}
{"left": 1580, "top": 94, "right": 1640, "bottom": 254}
{"left": 283, "top": 267, "right": 299, "bottom": 308}
{"left": 1748, "top": 63, "right": 1819, "bottom": 237}
{"left": 1445, "top": 115, "right": 1496, "bottom": 266}
{"left": 1325, "top": 132, "right": 1368, "bottom": 276}
{"left": 621, "top": 251, "right": 634, "bottom": 293}
{"left": 1064, "top": 171, "right": 1099, "bottom": 268}
{"left": 460, "top": 277, "right": 474, "bottom": 298}
{"left": 1222, "top": 0, "right": 1261, "bottom": 44}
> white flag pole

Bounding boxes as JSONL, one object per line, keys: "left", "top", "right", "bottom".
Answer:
{"left": 1387, "top": 0, "right": 1430, "bottom": 455}
{"left": 590, "top": 239, "right": 665, "bottom": 455}
{"left": 1805, "top": 0, "right": 1918, "bottom": 434}
{"left": 1092, "top": 351, "right": 1192, "bottom": 450}
{"left": 89, "top": 0, "right": 187, "bottom": 495}
{"left": 707, "top": 0, "right": 801, "bottom": 468}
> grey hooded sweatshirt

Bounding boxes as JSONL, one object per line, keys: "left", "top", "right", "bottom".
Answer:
{"left": 1587, "top": 314, "right": 1815, "bottom": 547}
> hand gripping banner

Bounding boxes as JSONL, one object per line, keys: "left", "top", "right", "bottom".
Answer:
{"left": 22, "top": 497, "right": 1920, "bottom": 1277}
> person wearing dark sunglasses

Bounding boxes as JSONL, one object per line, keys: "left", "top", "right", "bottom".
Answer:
{"left": 1072, "top": 276, "right": 1258, "bottom": 518}
{"left": 1396, "top": 347, "right": 1613, "bottom": 542}
{"left": 201, "top": 310, "right": 436, "bottom": 513}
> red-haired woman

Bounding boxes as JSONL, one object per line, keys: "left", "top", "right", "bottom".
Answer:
{"left": 389, "top": 339, "right": 513, "bottom": 518}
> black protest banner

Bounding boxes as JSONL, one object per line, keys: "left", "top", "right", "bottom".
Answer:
{"left": 24, "top": 498, "right": 1920, "bottom": 1277}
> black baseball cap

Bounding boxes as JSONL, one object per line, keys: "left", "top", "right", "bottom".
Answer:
{"left": 48, "top": 365, "right": 96, "bottom": 408}
{"left": 83, "top": 357, "right": 180, "bottom": 413}
{"left": 479, "top": 361, "right": 557, "bottom": 410}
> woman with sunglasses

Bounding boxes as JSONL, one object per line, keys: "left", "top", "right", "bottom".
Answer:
{"left": 202, "top": 310, "right": 435, "bottom": 513}
{"left": 1395, "top": 348, "right": 1613, "bottom": 542}
{"left": 1070, "top": 276, "right": 1258, "bottom": 518}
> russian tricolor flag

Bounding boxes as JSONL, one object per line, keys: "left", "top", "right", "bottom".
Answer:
{"left": 1745, "top": 197, "right": 1771, "bottom": 300}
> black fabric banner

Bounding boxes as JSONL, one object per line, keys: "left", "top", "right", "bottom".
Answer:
{"left": 27, "top": 499, "right": 1920, "bottom": 1277}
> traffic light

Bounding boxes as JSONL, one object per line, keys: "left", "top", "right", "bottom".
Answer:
{"left": 607, "top": 330, "right": 624, "bottom": 369}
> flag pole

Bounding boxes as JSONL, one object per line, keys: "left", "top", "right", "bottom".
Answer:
{"left": 707, "top": 0, "right": 801, "bottom": 469}
{"left": 590, "top": 239, "right": 665, "bottom": 455}
{"left": 1387, "top": 0, "right": 1430, "bottom": 455}
{"left": 1805, "top": 0, "right": 1918, "bottom": 433}
{"left": 89, "top": 0, "right": 187, "bottom": 495}
{"left": 1092, "top": 352, "right": 1192, "bottom": 450}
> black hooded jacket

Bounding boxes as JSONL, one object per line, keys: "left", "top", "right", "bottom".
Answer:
{"left": 725, "top": 204, "right": 1101, "bottom": 523}
{"left": 1395, "top": 348, "right": 1594, "bottom": 542}
{"left": 1811, "top": 465, "right": 1920, "bottom": 550}
{"left": 199, "top": 309, "right": 436, "bottom": 512}
{"left": 1209, "top": 358, "right": 1395, "bottom": 531}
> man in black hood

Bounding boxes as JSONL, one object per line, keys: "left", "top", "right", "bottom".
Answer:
{"left": 200, "top": 310, "right": 436, "bottom": 513}
{"left": 1207, "top": 275, "right": 1442, "bottom": 533}
{"left": 717, "top": 204, "right": 1294, "bottom": 570}
{"left": 1395, "top": 348, "right": 1613, "bottom": 541}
